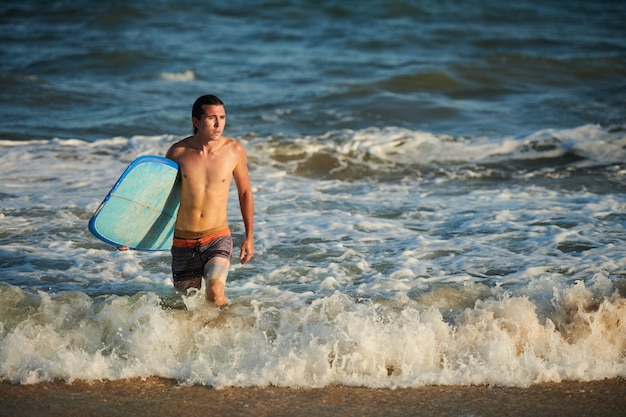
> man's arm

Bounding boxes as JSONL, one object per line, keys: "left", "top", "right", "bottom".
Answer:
{"left": 233, "top": 144, "right": 254, "bottom": 264}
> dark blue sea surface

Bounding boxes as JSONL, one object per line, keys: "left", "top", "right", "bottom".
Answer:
{"left": 1, "top": 0, "right": 624, "bottom": 141}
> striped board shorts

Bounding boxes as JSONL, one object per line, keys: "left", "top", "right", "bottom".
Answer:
{"left": 170, "top": 228, "right": 233, "bottom": 283}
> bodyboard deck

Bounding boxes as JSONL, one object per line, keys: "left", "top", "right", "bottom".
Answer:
{"left": 89, "top": 155, "right": 180, "bottom": 251}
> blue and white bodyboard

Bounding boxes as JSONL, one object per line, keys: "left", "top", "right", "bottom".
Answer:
{"left": 89, "top": 155, "right": 180, "bottom": 251}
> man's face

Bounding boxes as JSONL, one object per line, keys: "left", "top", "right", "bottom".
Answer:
{"left": 194, "top": 104, "right": 226, "bottom": 140}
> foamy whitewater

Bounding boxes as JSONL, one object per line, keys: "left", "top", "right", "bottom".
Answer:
{"left": 1, "top": 125, "right": 625, "bottom": 388}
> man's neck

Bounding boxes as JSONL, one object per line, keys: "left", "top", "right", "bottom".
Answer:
{"left": 193, "top": 133, "right": 226, "bottom": 154}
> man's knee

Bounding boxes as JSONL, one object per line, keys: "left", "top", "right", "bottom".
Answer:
{"left": 206, "top": 278, "right": 227, "bottom": 306}
{"left": 206, "top": 278, "right": 224, "bottom": 293}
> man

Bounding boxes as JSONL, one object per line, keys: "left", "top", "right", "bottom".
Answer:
{"left": 165, "top": 94, "right": 254, "bottom": 306}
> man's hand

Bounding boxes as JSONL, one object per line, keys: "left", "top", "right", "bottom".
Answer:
{"left": 239, "top": 237, "right": 254, "bottom": 264}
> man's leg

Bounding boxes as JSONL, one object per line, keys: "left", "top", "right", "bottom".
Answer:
{"left": 171, "top": 245, "right": 203, "bottom": 292}
{"left": 204, "top": 257, "right": 230, "bottom": 306}
{"left": 173, "top": 277, "right": 202, "bottom": 291}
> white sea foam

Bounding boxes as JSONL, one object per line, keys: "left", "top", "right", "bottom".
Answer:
{"left": 0, "top": 278, "right": 624, "bottom": 387}
{"left": 160, "top": 70, "right": 195, "bottom": 82}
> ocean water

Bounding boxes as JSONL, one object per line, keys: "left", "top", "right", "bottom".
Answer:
{"left": 1, "top": 0, "right": 625, "bottom": 388}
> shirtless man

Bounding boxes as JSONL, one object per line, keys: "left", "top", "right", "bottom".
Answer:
{"left": 165, "top": 95, "right": 254, "bottom": 306}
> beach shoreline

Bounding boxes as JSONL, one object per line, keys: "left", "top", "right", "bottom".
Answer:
{"left": 1, "top": 377, "right": 624, "bottom": 417}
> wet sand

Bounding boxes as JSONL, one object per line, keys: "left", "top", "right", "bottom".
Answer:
{"left": 1, "top": 377, "right": 624, "bottom": 417}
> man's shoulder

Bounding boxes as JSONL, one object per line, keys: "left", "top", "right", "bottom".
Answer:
{"left": 225, "top": 137, "right": 247, "bottom": 153}
{"left": 166, "top": 136, "right": 193, "bottom": 157}
{"left": 173, "top": 135, "right": 194, "bottom": 147}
